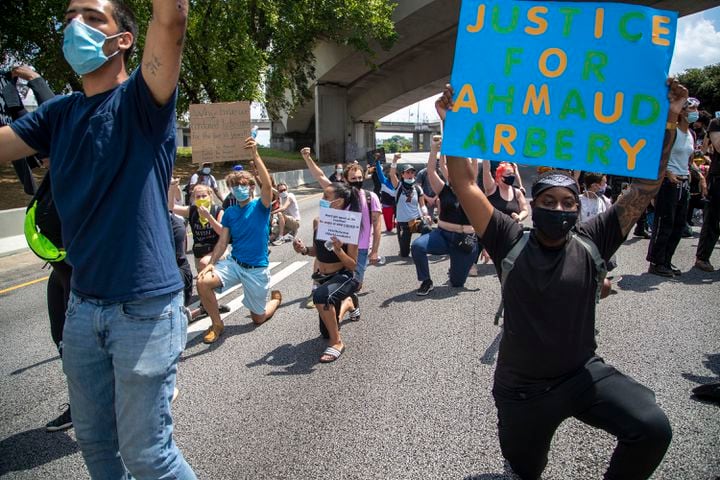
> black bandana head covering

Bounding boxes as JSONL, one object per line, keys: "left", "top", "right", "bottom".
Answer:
{"left": 531, "top": 171, "right": 580, "bottom": 202}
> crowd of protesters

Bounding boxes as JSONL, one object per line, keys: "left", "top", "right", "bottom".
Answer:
{"left": 1, "top": 0, "right": 719, "bottom": 478}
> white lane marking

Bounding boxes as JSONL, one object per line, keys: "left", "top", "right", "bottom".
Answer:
{"left": 187, "top": 261, "right": 281, "bottom": 309}
{"left": 187, "top": 260, "right": 309, "bottom": 339}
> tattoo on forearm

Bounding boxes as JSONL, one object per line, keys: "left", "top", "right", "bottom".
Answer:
{"left": 615, "top": 128, "right": 676, "bottom": 236}
{"left": 144, "top": 54, "right": 162, "bottom": 76}
{"left": 176, "top": 34, "right": 185, "bottom": 47}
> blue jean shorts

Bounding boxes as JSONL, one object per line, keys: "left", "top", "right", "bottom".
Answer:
{"left": 213, "top": 258, "right": 270, "bottom": 315}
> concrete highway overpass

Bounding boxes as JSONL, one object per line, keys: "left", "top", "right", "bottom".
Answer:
{"left": 270, "top": 0, "right": 720, "bottom": 162}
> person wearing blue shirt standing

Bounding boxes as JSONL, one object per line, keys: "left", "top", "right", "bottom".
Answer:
{"left": 196, "top": 139, "right": 283, "bottom": 344}
{"left": 0, "top": 0, "right": 196, "bottom": 478}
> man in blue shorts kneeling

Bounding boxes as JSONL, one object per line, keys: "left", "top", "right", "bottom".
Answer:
{"left": 196, "top": 137, "right": 282, "bottom": 344}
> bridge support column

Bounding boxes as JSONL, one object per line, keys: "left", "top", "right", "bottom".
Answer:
{"left": 353, "top": 122, "right": 376, "bottom": 163}
{"left": 412, "top": 132, "right": 420, "bottom": 151}
{"left": 421, "top": 132, "right": 431, "bottom": 151}
{"left": 270, "top": 120, "right": 295, "bottom": 152}
{"left": 315, "top": 84, "right": 348, "bottom": 163}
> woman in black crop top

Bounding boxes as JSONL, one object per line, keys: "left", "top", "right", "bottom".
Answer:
{"left": 410, "top": 137, "right": 480, "bottom": 296}
{"left": 482, "top": 160, "right": 529, "bottom": 221}
{"left": 293, "top": 182, "right": 360, "bottom": 363}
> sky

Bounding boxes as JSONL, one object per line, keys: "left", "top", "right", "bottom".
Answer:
{"left": 379, "top": 6, "right": 720, "bottom": 132}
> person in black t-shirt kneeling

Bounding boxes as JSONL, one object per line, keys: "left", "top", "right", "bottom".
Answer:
{"left": 437, "top": 78, "right": 687, "bottom": 480}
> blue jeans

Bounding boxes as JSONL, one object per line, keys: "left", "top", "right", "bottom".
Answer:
{"left": 62, "top": 291, "right": 196, "bottom": 480}
{"left": 411, "top": 228, "right": 478, "bottom": 287}
{"left": 356, "top": 248, "right": 369, "bottom": 282}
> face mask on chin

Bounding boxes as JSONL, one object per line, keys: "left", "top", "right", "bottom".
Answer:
{"left": 532, "top": 207, "right": 578, "bottom": 242}
{"left": 63, "top": 19, "right": 124, "bottom": 75}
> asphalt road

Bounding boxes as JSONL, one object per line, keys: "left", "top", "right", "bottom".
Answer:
{"left": 0, "top": 186, "right": 718, "bottom": 479}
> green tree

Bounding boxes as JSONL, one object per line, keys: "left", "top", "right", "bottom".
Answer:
{"left": 677, "top": 63, "right": 720, "bottom": 115}
{"left": 1, "top": 0, "right": 397, "bottom": 115}
{"left": 379, "top": 134, "right": 412, "bottom": 153}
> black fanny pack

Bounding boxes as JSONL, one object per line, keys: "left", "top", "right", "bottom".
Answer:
{"left": 455, "top": 233, "right": 477, "bottom": 253}
{"left": 311, "top": 269, "right": 351, "bottom": 285}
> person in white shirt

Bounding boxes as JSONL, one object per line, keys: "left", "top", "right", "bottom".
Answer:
{"left": 271, "top": 182, "right": 301, "bottom": 244}
{"left": 580, "top": 172, "right": 612, "bottom": 223}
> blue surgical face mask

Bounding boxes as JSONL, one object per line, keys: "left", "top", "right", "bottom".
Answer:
{"left": 403, "top": 178, "right": 415, "bottom": 185}
{"left": 63, "top": 19, "right": 125, "bottom": 75}
{"left": 687, "top": 111, "right": 699, "bottom": 123}
{"left": 232, "top": 185, "right": 250, "bottom": 202}
{"left": 319, "top": 199, "right": 331, "bottom": 209}
{"left": 201, "top": 167, "right": 211, "bottom": 175}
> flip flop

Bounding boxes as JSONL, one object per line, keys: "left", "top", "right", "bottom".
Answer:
{"left": 319, "top": 345, "right": 345, "bottom": 363}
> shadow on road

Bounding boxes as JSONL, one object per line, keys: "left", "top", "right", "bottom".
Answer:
{"left": 10, "top": 355, "right": 60, "bottom": 376}
{"left": 683, "top": 353, "right": 720, "bottom": 405}
{"left": 181, "top": 322, "right": 259, "bottom": 361}
{"left": 480, "top": 330, "right": 503, "bottom": 365}
{"left": 379, "top": 284, "right": 480, "bottom": 307}
{"left": 0, "top": 427, "right": 78, "bottom": 475}
{"left": 617, "top": 269, "right": 718, "bottom": 293}
{"left": 246, "top": 337, "right": 325, "bottom": 375}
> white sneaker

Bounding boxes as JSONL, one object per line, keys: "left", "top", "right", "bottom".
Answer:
{"left": 281, "top": 233, "right": 294, "bottom": 242}
{"left": 271, "top": 238, "right": 284, "bottom": 246}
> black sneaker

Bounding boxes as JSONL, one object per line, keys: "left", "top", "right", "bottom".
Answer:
{"left": 633, "top": 228, "right": 651, "bottom": 239}
{"left": 648, "top": 263, "right": 674, "bottom": 278}
{"left": 668, "top": 264, "right": 682, "bottom": 276}
{"left": 46, "top": 404, "right": 72, "bottom": 432}
{"left": 416, "top": 279, "right": 434, "bottom": 296}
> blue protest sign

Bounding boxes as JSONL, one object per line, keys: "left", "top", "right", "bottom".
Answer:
{"left": 443, "top": 0, "right": 677, "bottom": 179}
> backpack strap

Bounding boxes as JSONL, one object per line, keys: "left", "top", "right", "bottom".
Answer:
{"left": 571, "top": 233, "right": 608, "bottom": 304}
{"left": 494, "top": 231, "right": 530, "bottom": 325}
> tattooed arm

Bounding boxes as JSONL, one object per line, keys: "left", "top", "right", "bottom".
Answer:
{"left": 614, "top": 78, "right": 688, "bottom": 237}
{"left": 141, "top": 0, "right": 188, "bottom": 106}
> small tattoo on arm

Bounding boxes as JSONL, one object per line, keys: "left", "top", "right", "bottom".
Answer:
{"left": 176, "top": 34, "right": 185, "bottom": 47}
{"left": 144, "top": 54, "right": 162, "bottom": 76}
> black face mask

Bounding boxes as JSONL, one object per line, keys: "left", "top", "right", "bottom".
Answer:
{"left": 532, "top": 207, "right": 578, "bottom": 241}
{"left": 502, "top": 175, "right": 516, "bottom": 186}
{"left": 349, "top": 180, "right": 363, "bottom": 189}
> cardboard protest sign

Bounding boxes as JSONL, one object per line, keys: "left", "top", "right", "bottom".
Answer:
{"left": 316, "top": 207, "right": 362, "bottom": 245}
{"left": 190, "top": 102, "right": 252, "bottom": 163}
{"left": 443, "top": 1, "right": 677, "bottom": 179}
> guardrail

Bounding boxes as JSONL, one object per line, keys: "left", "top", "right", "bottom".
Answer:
{"left": 0, "top": 165, "right": 339, "bottom": 258}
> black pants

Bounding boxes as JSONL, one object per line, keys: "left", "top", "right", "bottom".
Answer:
{"left": 47, "top": 260, "right": 72, "bottom": 353}
{"left": 312, "top": 270, "right": 358, "bottom": 308}
{"left": 697, "top": 175, "right": 720, "bottom": 262}
{"left": 647, "top": 178, "right": 689, "bottom": 266}
{"left": 396, "top": 221, "right": 422, "bottom": 257}
{"left": 494, "top": 358, "right": 671, "bottom": 480}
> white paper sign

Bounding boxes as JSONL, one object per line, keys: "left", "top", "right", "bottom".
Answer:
{"left": 316, "top": 207, "right": 362, "bottom": 245}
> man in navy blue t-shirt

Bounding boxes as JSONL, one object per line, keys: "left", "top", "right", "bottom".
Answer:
{"left": 0, "top": 0, "right": 196, "bottom": 478}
